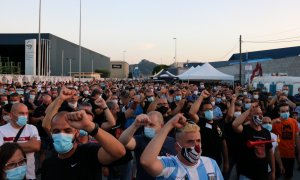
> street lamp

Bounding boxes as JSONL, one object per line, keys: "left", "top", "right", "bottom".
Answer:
{"left": 38, "top": 0, "right": 42, "bottom": 76}
{"left": 67, "top": 58, "right": 73, "bottom": 78}
{"left": 123, "top": 51, "right": 126, "bottom": 62}
{"left": 173, "top": 38, "right": 177, "bottom": 68}
{"left": 91, "top": 58, "right": 94, "bottom": 73}
{"left": 78, "top": 0, "right": 82, "bottom": 81}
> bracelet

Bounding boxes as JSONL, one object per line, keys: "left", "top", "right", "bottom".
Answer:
{"left": 88, "top": 123, "right": 99, "bottom": 137}
{"left": 102, "top": 107, "right": 108, "bottom": 111}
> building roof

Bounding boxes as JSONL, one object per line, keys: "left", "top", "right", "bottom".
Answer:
{"left": 228, "top": 46, "right": 300, "bottom": 61}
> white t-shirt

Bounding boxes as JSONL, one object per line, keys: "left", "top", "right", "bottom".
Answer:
{"left": 0, "top": 123, "right": 40, "bottom": 179}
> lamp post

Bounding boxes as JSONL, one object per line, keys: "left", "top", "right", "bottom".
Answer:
{"left": 61, "top": 50, "right": 64, "bottom": 76}
{"left": 173, "top": 38, "right": 177, "bottom": 68}
{"left": 67, "top": 58, "right": 73, "bottom": 78}
{"left": 123, "top": 51, "right": 126, "bottom": 62}
{"left": 91, "top": 58, "right": 94, "bottom": 73}
{"left": 78, "top": 0, "right": 82, "bottom": 81}
{"left": 38, "top": 0, "right": 42, "bottom": 76}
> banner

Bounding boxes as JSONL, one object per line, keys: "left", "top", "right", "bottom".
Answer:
{"left": 25, "top": 39, "right": 37, "bottom": 75}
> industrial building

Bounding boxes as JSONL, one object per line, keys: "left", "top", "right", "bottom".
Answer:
{"left": 0, "top": 33, "right": 110, "bottom": 76}
{"left": 110, "top": 61, "right": 129, "bottom": 78}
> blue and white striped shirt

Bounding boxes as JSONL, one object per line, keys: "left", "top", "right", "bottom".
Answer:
{"left": 157, "top": 156, "right": 223, "bottom": 180}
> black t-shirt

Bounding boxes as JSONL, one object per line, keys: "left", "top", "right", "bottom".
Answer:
{"left": 197, "top": 118, "right": 225, "bottom": 165}
{"left": 224, "top": 118, "right": 243, "bottom": 161}
{"left": 134, "top": 135, "right": 176, "bottom": 180}
{"left": 32, "top": 104, "right": 48, "bottom": 138}
{"left": 143, "top": 101, "right": 151, "bottom": 114}
{"left": 41, "top": 143, "right": 102, "bottom": 180}
{"left": 238, "top": 125, "right": 272, "bottom": 180}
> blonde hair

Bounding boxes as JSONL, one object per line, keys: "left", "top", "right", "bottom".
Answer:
{"left": 175, "top": 123, "right": 200, "bottom": 140}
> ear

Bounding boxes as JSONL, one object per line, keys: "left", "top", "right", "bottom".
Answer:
{"left": 175, "top": 142, "right": 181, "bottom": 153}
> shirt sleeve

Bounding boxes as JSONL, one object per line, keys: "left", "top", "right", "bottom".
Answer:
{"left": 29, "top": 125, "right": 41, "bottom": 141}
{"left": 157, "top": 156, "right": 177, "bottom": 178}
{"left": 211, "top": 159, "right": 224, "bottom": 180}
{"left": 0, "top": 129, "right": 4, "bottom": 146}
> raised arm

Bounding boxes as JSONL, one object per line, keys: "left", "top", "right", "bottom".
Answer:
{"left": 94, "top": 98, "right": 116, "bottom": 130}
{"left": 189, "top": 90, "right": 210, "bottom": 123}
{"left": 140, "top": 114, "right": 187, "bottom": 177}
{"left": 225, "top": 94, "right": 237, "bottom": 123}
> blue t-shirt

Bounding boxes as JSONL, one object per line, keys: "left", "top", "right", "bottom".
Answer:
{"left": 157, "top": 156, "right": 223, "bottom": 180}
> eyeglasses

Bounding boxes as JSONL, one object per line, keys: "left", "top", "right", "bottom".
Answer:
{"left": 5, "top": 158, "right": 27, "bottom": 170}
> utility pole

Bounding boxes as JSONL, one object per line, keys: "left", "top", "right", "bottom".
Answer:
{"left": 79, "top": 0, "right": 82, "bottom": 81}
{"left": 61, "top": 50, "right": 64, "bottom": 76}
{"left": 38, "top": 0, "right": 42, "bottom": 76}
{"left": 239, "top": 35, "right": 242, "bottom": 84}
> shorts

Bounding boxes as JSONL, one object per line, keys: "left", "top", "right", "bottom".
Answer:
{"left": 281, "top": 157, "right": 295, "bottom": 179}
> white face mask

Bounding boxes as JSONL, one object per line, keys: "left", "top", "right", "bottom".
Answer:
{"left": 68, "top": 102, "right": 78, "bottom": 109}
{"left": 111, "top": 99, "right": 118, "bottom": 104}
{"left": 234, "top": 111, "right": 242, "bottom": 118}
{"left": 211, "top": 101, "right": 215, "bottom": 106}
{"left": 253, "top": 95, "right": 259, "bottom": 100}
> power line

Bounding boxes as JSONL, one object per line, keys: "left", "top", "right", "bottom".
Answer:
{"left": 218, "top": 41, "right": 239, "bottom": 60}
{"left": 244, "top": 39, "right": 300, "bottom": 43}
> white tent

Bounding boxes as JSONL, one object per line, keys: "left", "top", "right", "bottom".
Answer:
{"left": 177, "top": 66, "right": 198, "bottom": 79}
{"left": 179, "top": 62, "right": 234, "bottom": 81}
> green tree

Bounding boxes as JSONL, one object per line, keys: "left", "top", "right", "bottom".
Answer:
{"left": 152, "top": 65, "right": 169, "bottom": 75}
{"left": 94, "top": 69, "right": 110, "bottom": 78}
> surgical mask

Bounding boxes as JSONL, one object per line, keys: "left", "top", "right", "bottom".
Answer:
{"left": 253, "top": 95, "right": 259, "bottom": 100}
{"left": 10, "top": 91, "right": 14, "bottom": 95}
{"left": 283, "top": 90, "right": 289, "bottom": 95}
{"left": 234, "top": 111, "right": 241, "bottom": 118}
{"left": 3, "top": 115, "right": 10, "bottom": 122}
{"left": 175, "top": 96, "right": 182, "bottom": 101}
{"left": 252, "top": 115, "right": 263, "bottom": 126}
{"left": 211, "top": 102, "right": 215, "bottom": 106}
{"left": 221, "top": 97, "right": 226, "bottom": 101}
{"left": 29, "top": 95, "right": 35, "bottom": 99}
{"left": 243, "top": 92, "right": 248, "bottom": 96}
{"left": 204, "top": 110, "right": 214, "bottom": 120}
{"left": 79, "top": 130, "right": 88, "bottom": 137}
{"left": 46, "top": 88, "right": 51, "bottom": 92}
{"left": 5, "top": 165, "right": 27, "bottom": 180}
{"left": 144, "top": 127, "right": 156, "bottom": 139}
{"left": 68, "top": 102, "right": 78, "bottom": 109}
{"left": 193, "top": 91, "right": 199, "bottom": 95}
{"left": 200, "top": 84, "right": 205, "bottom": 88}
{"left": 280, "top": 112, "right": 290, "bottom": 120}
{"left": 10, "top": 101, "right": 18, "bottom": 104}
{"left": 16, "top": 116, "right": 27, "bottom": 127}
{"left": 216, "top": 98, "right": 221, "bottom": 103}
{"left": 84, "top": 90, "right": 89, "bottom": 95}
{"left": 177, "top": 143, "right": 201, "bottom": 164}
{"left": 3, "top": 101, "right": 8, "bottom": 105}
{"left": 262, "top": 124, "right": 272, "bottom": 132}
{"left": 156, "top": 106, "right": 169, "bottom": 115}
{"left": 244, "top": 103, "right": 251, "bottom": 110}
{"left": 52, "top": 133, "right": 74, "bottom": 154}
{"left": 147, "top": 97, "right": 154, "bottom": 102}
{"left": 111, "top": 99, "right": 118, "bottom": 104}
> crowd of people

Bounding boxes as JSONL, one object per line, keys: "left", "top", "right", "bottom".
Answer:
{"left": 0, "top": 80, "right": 299, "bottom": 180}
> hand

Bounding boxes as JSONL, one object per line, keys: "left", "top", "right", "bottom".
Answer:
{"left": 279, "top": 164, "right": 285, "bottom": 175}
{"left": 94, "top": 97, "right": 107, "bottom": 109}
{"left": 65, "top": 110, "right": 94, "bottom": 132}
{"left": 249, "top": 102, "right": 258, "bottom": 112}
{"left": 231, "top": 94, "right": 237, "bottom": 103}
{"left": 200, "top": 90, "right": 210, "bottom": 99}
{"left": 59, "top": 87, "right": 75, "bottom": 101}
{"left": 134, "top": 114, "right": 151, "bottom": 128}
{"left": 168, "top": 114, "right": 187, "bottom": 129}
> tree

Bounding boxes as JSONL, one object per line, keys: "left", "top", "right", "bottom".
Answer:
{"left": 94, "top": 69, "right": 110, "bottom": 78}
{"left": 152, "top": 65, "right": 169, "bottom": 75}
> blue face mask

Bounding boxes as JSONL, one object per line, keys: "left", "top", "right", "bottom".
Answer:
{"left": 147, "top": 97, "right": 154, "bottom": 102}
{"left": 280, "top": 112, "right": 290, "bottom": 120}
{"left": 16, "top": 116, "right": 27, "bottom": 127}
{"left": 216, "top": 98, "right": 221, "bottom": 104}
{"left": 204, "top": 110, "right": 214, "bottom": 120}
{"left": 262, "top": 124, "right": 272, "bottom": 132}
{"left": 244, "top": 103, "right": 251, "bottom": 110}
{"left": 79, "top": 130, "right": 88, "bottom": 137}
{"left": 175, "top": 96, "right": 182, "bottom": 101}
{"left": 144, "top": 127, "right": 156, "bottom": 139}
{"left": 52, "top": 133, "right": 74, "bottom": 154}
{"left": 5, "top": 165, "right": 27, "bottom": 180}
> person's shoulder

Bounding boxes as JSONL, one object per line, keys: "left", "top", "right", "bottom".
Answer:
{"left": 0, "top": 123, "right": 10, "bottom": 130}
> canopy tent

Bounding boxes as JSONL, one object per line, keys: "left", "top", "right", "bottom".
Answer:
{"left": 151, "top": 69, "right": 178, "bottom": 80}
{"left": 178, "top": 63, "right": 234, "bottom": 81}
{"left": 177, "top": 66, "right": 197, "bottom": 79}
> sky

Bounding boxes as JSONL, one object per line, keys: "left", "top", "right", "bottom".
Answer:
{"left": 1, "top": 0, "right": 300, "bottom": 65}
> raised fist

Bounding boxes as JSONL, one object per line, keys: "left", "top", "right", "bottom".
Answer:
{"left": 200, "top": 90, "right": 210, "bottom": 99}
{"left": 134, "top": 114, "right": 151, "bottom": 128}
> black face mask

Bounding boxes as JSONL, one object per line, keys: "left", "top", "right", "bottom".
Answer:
{"left": 156, "top": 106, "right": 169, "bottom": 115}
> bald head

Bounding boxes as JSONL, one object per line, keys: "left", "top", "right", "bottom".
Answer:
{"left": 11, "top": 103, "right": 28, "bottom": 114}
{"left": 147, "top": 111, "right": 164, "bottom": 125}
{"left": 10, "top": 103, "right": 28, "bottom": 127}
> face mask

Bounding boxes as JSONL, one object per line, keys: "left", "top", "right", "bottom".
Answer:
{"left": 46, "top": 88, "right": 51, "bottom": 92}
{"left": 280, "top": 112, "right": 290, "bottom": 120}
{"left": 193, "top": 91, "right": 199, "bottom": 95}
{"left": 16, "top": 116, "right": 27, "bottom": 127}
{"left": 52, "top": 133, "right": 74, "bottom": 154}
{"left": 216, "top": 98, "right": 221, "bottom": 103}
{"left": 68, "top": 102, "right": 78, "bottom": 109}
{"left": 147, "top": 97, "right": 154, "bottom": 102}
{"left": 5, "top": 165, "right": 27, "bottom": 180}
{"left": 3, "top": 115, "right": 10, "bottom": 122}
{"left": 83, "top": 90, "right": 89, "bottom": 95}
{"left": 222, "top": 97, "right": 226, "bottom": 101}
{"left": 252, "top": 115, "right": 263, "bottom": 126}
{"left": 10, "top": 92, "right": 14, "bottom": 95}
{"left": 244, "top": 103, "right": 251, "bottom": 110}
{"left": 30, "top": 95, "right": 35, "bottom": 99}
{"left": 111, "top": 99, "right": 118, "bottom": 104}
{"left": 253, "top": 95, "right": 259, "bottom": 100}
{"left": 175, "top": 96, "right": 182, "bottom": 101}
{"left": 10, "top": 101, "right": 18, "bottom": 104}
{"left": 144, "top": 127, "right": 156, "bottom": 139}
{"left": 204, "top": 110, "right": 214, "bottom": 120}
{"left": 79, "top": 130, "right": 88, "bottom": 137}
{"left": 200, "top": 84, "right": 205, "bottom": 88}
{"left": 167, "top": 97, "right": 174, "bottom": 103}
{"left": 211, "top": 102, "right": 215, "bottom": 106}
{"left": 243, "top": 92, "right": 248, "bottom": 96}
{"left": 3, "top": 101, "right": 8, "bottom": 105}
{"left": 156, "top": 106, "right": 169, "bottom": 115}
{"left": 177, "top": 143, "right": 201, "bottom": 164}
{"left": 234, "top": 111, "right": 241, "bottom": 118}
{"left": 283, "top": 90, "right": 289, "bottom": 95}
{"left": 262, "top": 124, "right": 272, "bottom": 132}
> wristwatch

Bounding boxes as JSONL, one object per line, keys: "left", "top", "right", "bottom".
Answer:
{"left": 89, "top": 123, "right": 99, "bottom": 137}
